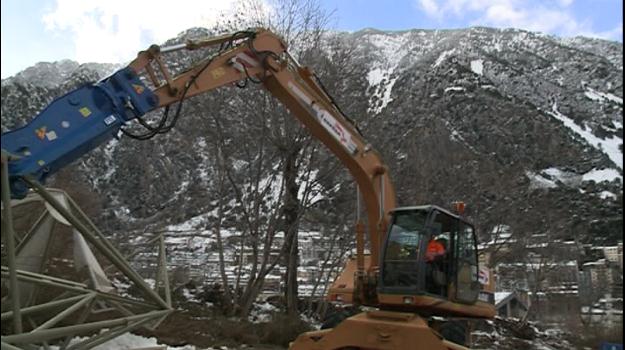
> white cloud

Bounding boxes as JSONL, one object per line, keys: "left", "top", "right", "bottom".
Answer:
{"left": 42, "top": 0, "right": 252, "bottom": 64}
{"left": 415, "top": 0, "right": 621, "bottom": 41}
{"left": 588, "top": 22, "right": 623, "bottom": 41}
{"left": 556, "top": 0, "right": 574, "bottom": 7}
{"left": 419, "top": 0, "right": 442, "bottom": 18}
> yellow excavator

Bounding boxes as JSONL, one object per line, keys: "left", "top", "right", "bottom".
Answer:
{"left": 1, "top": 28, "right": 495, "bottom": 349}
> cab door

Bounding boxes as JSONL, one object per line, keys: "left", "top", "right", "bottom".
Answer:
{"left": 423, "top": 209, "right": 457, "bottom": 297}
{"left": 453, "top": 221, "right": 480, "bottom": 304}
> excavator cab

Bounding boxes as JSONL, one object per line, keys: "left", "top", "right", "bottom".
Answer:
{"left": 378, "top": 205, "right": 484, "bottom": 316}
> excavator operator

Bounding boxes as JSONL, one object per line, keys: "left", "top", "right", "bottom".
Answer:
{"left": 425, "top": 236, "right": 446, "bottom": 262}
{"left": 425, "top": 235, "right": 448, "bottom": 296}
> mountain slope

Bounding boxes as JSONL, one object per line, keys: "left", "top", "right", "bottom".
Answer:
{"left": 1, "top": 26, "right": 622, "bottom": 244}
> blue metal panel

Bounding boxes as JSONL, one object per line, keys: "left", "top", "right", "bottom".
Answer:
{"left": 1, "top": 67, "right": 158, "bottom": 198}
{"left": 602, "top": 343, "right": 624, "bottom": 350}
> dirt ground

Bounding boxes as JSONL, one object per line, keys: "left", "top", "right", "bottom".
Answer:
{"left": 134, "top": 306, "right": 306, "bottom": 350}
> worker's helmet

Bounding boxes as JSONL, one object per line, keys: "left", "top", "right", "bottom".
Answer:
{"left": 435, "top": 235, "right": 448, "bottom": 248}
{"left": 434, "top": 234, "right": 448, "bottom": 241}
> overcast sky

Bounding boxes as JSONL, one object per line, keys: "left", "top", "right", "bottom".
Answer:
{"left": 1, "top": 0, "right": 622, "bottom": 79}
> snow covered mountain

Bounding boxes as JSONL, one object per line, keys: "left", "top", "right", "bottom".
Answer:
{"left": 1, "top": 26, "right": 622, "bottom": 245}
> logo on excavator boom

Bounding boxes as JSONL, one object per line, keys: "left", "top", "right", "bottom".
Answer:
{"left": 132, "top": 84, "right": 145, "bottom": 94}
{"left": 35, "top": 126, "right": 47, "bottom": 140}
{"left": 287, "top": 81, "right": 358, "bottom": 155}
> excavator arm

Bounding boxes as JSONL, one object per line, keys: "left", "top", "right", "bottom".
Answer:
{"left": 1, "top": 28, "right": 395, "bottom": 286}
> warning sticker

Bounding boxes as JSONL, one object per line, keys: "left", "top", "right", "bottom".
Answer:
{"left": 45, "top": 131, "right": 58, "bottom": 141}
{"left": 103, "top": 115, "right": 116, "bottom": 126}
{"left": 132, "top": 84, "right": 145, "bottom": 94}
{"left": 35, "top": 127, "right": 47, "bottom": 140}
{"left": 79, "top": 107, "right": 92, "bottom": 117}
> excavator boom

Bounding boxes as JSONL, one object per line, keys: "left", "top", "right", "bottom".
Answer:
{"left": 2, "top": 27, "right": 394, "bottom": 299}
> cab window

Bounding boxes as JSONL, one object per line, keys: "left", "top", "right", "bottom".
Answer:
{"left": 454, "top": 222, "right": 479, "bottom": 303}
{"left": 382, "top": 209, "right": 428, "bottom": 288}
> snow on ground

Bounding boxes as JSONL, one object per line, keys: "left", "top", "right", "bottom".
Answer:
{"left": 166, "top": 210, "right": 217, "bottom": 232}
{"left": 584, "top": 86, "right": 623, "bottom": 105}
{"left": 44, "top": 332, "right": 196, "bottom": 350}
{"left": 526, "top": 171, "right": 558, "bottom": 189}
{"left": 444, "top": 86, "right": 465, "bottom": 92}
{"left": 248, "top": 301, "right": 278, "bottom": 323}
{"left": 495, "top": 292, "right": 512, "bottom": 305}
{"left": 367, "top": 68, "right": 386, "bottom": 86}
{"left": 257, "top": 171, "right": 284, "bottom": 206}
{"left": 541, "top": 167, "right": 582, "bottom": 187}
{"left": 378, "top": 77, "right": 398, "bottom": 111}
{"left": 194, "top": 137, "right": 214, "bottom": 185}
{"left": 599, "top": 191, "right": 617, "bottom": 200}
{"left": 444, "top": 120, "right": 478, "bottom": 153}
{"left": 298, "top": 169, "right": 326, "bottom": 205}
{"left": 365, "top": 31, "right": 413, "bottom": 114}
{"left": 433, "top": 49, "right": 455, "bottom": 67}
{"left": 582, "top": 168, "right": 622, "bottom": 183}
{"left": 471, "top": 59, "right": 484, "bottom": 75}
{"left": 525, "top": 167, "right": 621, "bottom": 192}
{"left": 367, "top": 68, "right": 398, "bottom": 113}
{"left": 366, "top": 32, "right": 412, "bottom": 75}
{"left": 96, "top": 139, "right": 119, "bottom": 186}
{"left": 548, "top": 103, "right": 623, "bottom": 169}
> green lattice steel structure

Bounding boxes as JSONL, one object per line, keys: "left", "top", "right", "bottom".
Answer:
{"left": 1, "top": 151, "right": 173, "bottom": 349}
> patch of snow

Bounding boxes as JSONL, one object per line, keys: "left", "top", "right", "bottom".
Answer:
{"left": 193, "top": 139, "right": 210, "bottom": 185}
{"left": 367, "top": 68, "right": 385, "bottom": 86}
{"left": 100, "top": 139, "right": 119, "bottom": 183}
{"left": 541, "top": 167, "right": 582, "bottom": 187}
{"left": 599, "top": 191, "right": 617, "bottom": 200}
{"left": 366, "top": 31, "right": 413, "bottom": 72}
{"left": 45, "top": 332, "right": 195, "bottom": 350}
{"left": 433, "top": 49, "right": 455, "bottom": 67}
{"left": 443, "top": 120, "right": 477, "bottom": 153}
{"left": 166, "top": 210, "right": 215, "bottom": 232}
{"left": 257, "top": 171, "right": 284, "bottom": 206}
{"left": 495, "top": 292, "right": 512, "bottom": 305}
{"left": 248, "top": 301, "right": 278, "bottom": 323}
{"left": 584, "top": 86, "right": 623, "bottom": 105}
{"left": 444, "top": 86, "right": 465, "bottom": 92}
{"left": 526, "top": 171, "right": 557, "bottom": 189}
{"left": 582, "top": 168, "right": 622, "bottom": 183}
{"left": 298, "top": 169, "right": 325, "bottom": 205}
{"left": 379, "top": 76, "right": 398, "bottom": 110}
{"left": 182, "top": 288, "right": 213, "bottom": 306}
{"left": 548, "top": 103, "right": 623, "bottom": 169}
{"left": 365, "top": 31, "right": 415, "bottom": 114}
{"left": 471, "top": 59, "right": 484, "bottom": 75}
{"left": 367, "top": 69, "right": 398, "bottom": 113}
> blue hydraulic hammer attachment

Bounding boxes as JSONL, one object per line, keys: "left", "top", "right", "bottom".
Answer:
{"left": 1, "top": 67, "right": 159, "bottom": 198}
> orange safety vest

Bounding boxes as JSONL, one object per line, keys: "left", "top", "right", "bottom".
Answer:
{"left": 425, "top": 239, "right": 445, "bottom": 262}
